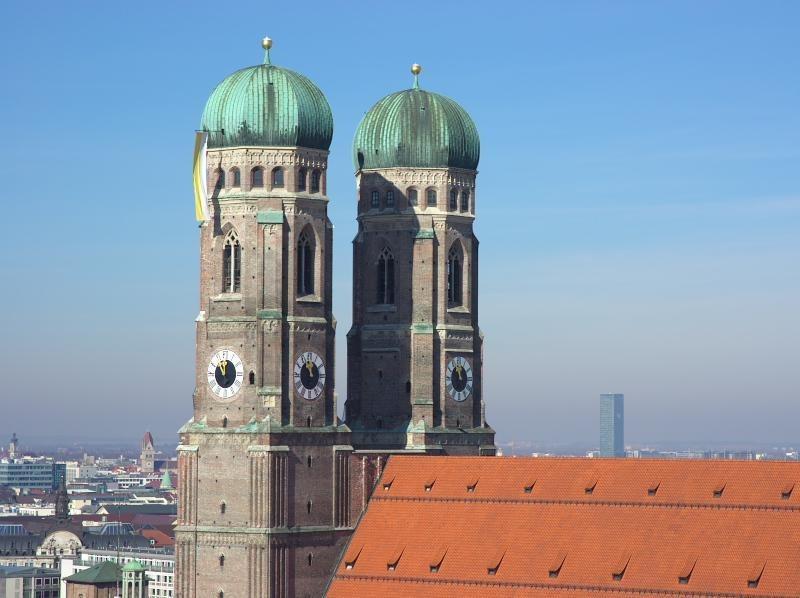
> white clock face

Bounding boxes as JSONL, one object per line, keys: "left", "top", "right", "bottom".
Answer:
{"left": 294, "top": 351, "right": 326, "bottom": 400}
{"left": 446, "top": 356, "right": 473, "bottom": 402}
{"left": 206, "top": 349, "right": 244, "bottom": 399}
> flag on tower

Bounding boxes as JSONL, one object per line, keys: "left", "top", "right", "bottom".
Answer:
{"left": 192, "top": 131, "right": 210, "bottom": 221}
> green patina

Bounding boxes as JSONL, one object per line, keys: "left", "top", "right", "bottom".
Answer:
{"left": 353, "top": 87, "right": 480, "bottom": 170}
{"left": 201, "top": 60, "right": 333, "bottom": 150}
{"left": 122, "top": 560, "right": 146, "bottom": 573}
{"left": 414, "top": 228, "right": 435, "bottom": 239}
{"left": 412, "top": 323, "right": 434, "bottom": 334}
{"left": 257, "top": 210, "right": 284, "bottom": 224}
{"left": 257, "top": 309, "right": 282, "bottom": 320}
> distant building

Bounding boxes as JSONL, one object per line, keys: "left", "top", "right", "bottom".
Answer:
{"left": 8, "top": 434, "right": 18, "bottom": 459}
{"left": 600, "top": 393, "right": 625, "bottom": 457}
{"left": 0, "top": 564, "right": 60, "bottom": 598}
{"left": 0, "top": 457, "right": 63, "bottom": 491}
{"left": 140, "top": 433, "right": 155, "bottom": 474}
{"left": 61, "top": 548, "right": 171, "bottom": 598}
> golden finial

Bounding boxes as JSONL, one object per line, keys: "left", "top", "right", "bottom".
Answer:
{"left": 411, "top": 63, "right": 422, "bottom": 89}
{"left": 262, "top": 36, "right": 273, "bottom": 65}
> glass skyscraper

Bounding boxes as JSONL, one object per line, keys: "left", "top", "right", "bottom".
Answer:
{"left": 600, "top": 393, "right": 625, "bottom": 457}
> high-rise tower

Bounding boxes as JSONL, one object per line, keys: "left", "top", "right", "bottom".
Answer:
{"left": 600, "top": 393, "right": 625, "bottom": 457}
{"left": 346, "top": 66, "right": 495, "bottom": 455}
{"left": 175, "top": 39, "right": 352, "bottom": 598}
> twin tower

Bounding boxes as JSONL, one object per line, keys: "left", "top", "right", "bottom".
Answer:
{"left": 175, "top": 39, "right": 495, "bottom": 598}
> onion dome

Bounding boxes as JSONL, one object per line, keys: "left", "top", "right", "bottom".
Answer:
{"left": 353, "top": 64, "right": 480, "bottom": 171}
{"left": 201, "top": 38, "right": 333, "bottom": 150}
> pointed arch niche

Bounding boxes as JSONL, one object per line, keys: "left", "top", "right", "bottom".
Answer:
{"left": 296, "top": 226, "right": 317, "bottom": 298}
{"left": 222, "top": 229, "right": 241, "bottom": 293}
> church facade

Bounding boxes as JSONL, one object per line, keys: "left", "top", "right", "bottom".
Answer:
{"left": 174, "top": 39, "right": 494, "bottom": 598}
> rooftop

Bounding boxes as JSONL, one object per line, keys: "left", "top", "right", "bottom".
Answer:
{"left": 328, "top": 456, "right": 800, "bottom": 597}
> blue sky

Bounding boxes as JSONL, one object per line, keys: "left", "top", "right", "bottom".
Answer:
{"left": 0, "top": 1, "right": 797, "bottom": 449}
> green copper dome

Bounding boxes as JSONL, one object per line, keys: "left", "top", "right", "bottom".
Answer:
{"left": 122, "top": 560, "right": 146, "bottom": 573}
{"left": 353, "top": 85, "right": 480, "bottom": 171}
{"left": 201, "top": 48, "right": 333, "bottom": 150}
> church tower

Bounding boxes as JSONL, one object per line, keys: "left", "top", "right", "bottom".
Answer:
{"left": 346, "top": 66, "right": 495, "bottom": 455}
{"left": 140, "top": 431, "right": 155, "bottom": 473}
{"left": 175, "top": 39, "right": 352, "bottom": 598}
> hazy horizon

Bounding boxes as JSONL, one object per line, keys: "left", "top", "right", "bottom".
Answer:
{"left": 1, "top": 1, "right": 798, "bottom": 448}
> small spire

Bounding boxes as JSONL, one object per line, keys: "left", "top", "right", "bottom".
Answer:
{"left": 262, "top": 36, "right": 273, "bottom": 65}
{"left": 411, "top": 63, "right": 422, "bottom": 89}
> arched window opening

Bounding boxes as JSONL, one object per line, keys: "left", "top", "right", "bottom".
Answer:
{"left": 220, "top": 502, "right": 226, "bottom": 514}
{"left": 272, "top": 167, "right": 284, "bottom": 188}
{"left": 222, "top": 416, "right": 228, "bottom": 428}
{"left": 306, "top": 500, "right": 312, "bottom": 514}
{"left": 371, "top": 190, "right": 380, "bottom": 208}
{"left": 376, "top": 247, "right": 395, "bottom": 305}
{"left": 219, "top": 555, "right": 225, "bottom": 567}
{"left": 308, "top": 553, "right": 313, "bottom": 567}
{"left": 297, "top": 168, "right": 307, "bottom": 192}
{"left": 426, "top": 188, "right": 437, "bottom": 208}
{"left": 447, "top": 245, "right": 463, "bottom": 306}
{"left": 386, "top": 190, "right": 395, "bottom": 208}
{"left": 249, "top": 371, "right": 255, "bottom": 385}
{"left": 449, "top": 189, "right": 458, "bottom": 211}
{"left": 222, "top": 231, "right": 241, "bottom": 293}
{"left": 230, "top": 167, "right": 241, "bottom": 188}
{"left": 306, "top": 416, "right": 312, "bottom": 428}
{"left": 297, "top": 230, "right": 315, "bottom": 296}
{"left": 218, "top": 592, "right": 224, "bottom": 598}
{"left": 215, "top": 168, "right": 225, "bottom": 191}
{"left": 461, "top": 191, "right": 469, "bottom": 212}
{"left": 310, "top": 170, "right": 321, "bottom": 193}
{"left": 407, "top": 188, "right": 418, "bottom": 206}
{"left": 251, "top": 167, "right": 264, "bottom": 188}
{"left": 307, "top": 455, "right": 312, "bottom": 468}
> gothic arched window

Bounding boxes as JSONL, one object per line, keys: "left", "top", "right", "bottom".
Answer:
{"left": 426, "top": 188, "right": 437, "bottom": 208}
{"left": 272, "top": 167, "right": 284, "bottom": 188}
{"left": 371, "top": 190, "right": 380, "bottom": 208}
{"left": 376, "top": 247, "right": 395, "bottom": 305}
{"left": 251, "top": 167, "right": 264, "bottom": 188}
{"left": 214, "top": 168, "right": 225, "bottom": 191}
{"left": 297, "top": 168, "right": 307, "bottom": 192}
{"left": 222, "top": 231, "right": 241, "bottom": 293}
{"left": 310, "top": 170, "right": 321, "bottom": 193}
{"left": 449, "top": 189, "right": 458, "bottom": 211}
{"left": 297, "top": 230, "right": 315, "bottom": 296}
{"left": 447, "top": 243, "right": 463, "bottom": 306}
{"left": 461, "top": 191, "right": 469, "bottom": 212}
{"left": 407, "top": 188, "right": 418, "bottom": 206}
{"left": 230, "top": 167, "right": 241, "bottom": 188}
{"left": 386, "top": 190, "right": 395, "bottom": 208}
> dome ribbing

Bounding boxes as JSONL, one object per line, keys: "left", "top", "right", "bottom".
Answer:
{"left": 353, "top": 88, "right": 479, "bottom": 171}
{"left": 201, "top": 62, "right": 333, "bottom": 150}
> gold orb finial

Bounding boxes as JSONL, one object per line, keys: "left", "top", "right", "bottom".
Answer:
{"left": 411, "top": 63, "right": 422, "bottom": 75}
{"left": 262, "top": 36, "right": 273, "bottom": 50}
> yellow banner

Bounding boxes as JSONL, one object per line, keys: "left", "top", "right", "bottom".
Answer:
{"left": 193, "top": 131, "right": 209, "bottom": 221}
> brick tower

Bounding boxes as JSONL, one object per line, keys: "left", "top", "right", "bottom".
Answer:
{"left": 175, "top": 38, "right": 352, "bottom": 598}
{"left": 346, "top": 65, "right": 495, "bottom": 455}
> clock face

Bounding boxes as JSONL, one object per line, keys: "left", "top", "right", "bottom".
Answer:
{"left": 446, "top": 356, "right": 473, "bottom": 402}
{"left": 206, "top": 349, "right": 244, "bottom": 399}
{"left": 294, "top": 351, "right": 326, "bottom": 400}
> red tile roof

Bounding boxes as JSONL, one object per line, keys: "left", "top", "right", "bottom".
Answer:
{"left": 328, "top": 456, "right": 800, "bottom": 597}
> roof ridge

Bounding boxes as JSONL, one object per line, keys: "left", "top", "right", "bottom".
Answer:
{"left": 332, "top": 573, "right": 797, "bottom": 597}
{"left": 373, "top": 494, "right": 800, "bottom": 512}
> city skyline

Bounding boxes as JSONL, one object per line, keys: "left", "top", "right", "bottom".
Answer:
{"left": 1, "top": 0, "right": 798, "bottom": 447}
